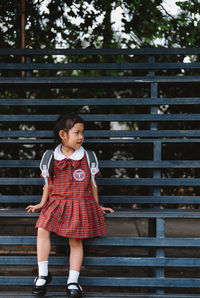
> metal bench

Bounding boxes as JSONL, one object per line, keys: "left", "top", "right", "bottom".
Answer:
{"left": 1, "top": 48, "right": 200, "bottom": 296}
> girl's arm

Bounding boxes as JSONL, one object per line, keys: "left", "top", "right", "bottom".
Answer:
{"left": 26, "top": 184, "right": 49, "bottom": 213}
{"left": 91, "top": 180, "right": 114, "bottom": 214}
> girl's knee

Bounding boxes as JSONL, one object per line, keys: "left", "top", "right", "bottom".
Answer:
{"left": 69, "top": 238, "right": 82, "bottom": 248}
{"left": 37, "top": 227, "right": 50, "bottom": 238}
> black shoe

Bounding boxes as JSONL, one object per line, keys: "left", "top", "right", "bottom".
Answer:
{"left": 32, "top": 273, "right": 52, "bottom": 296}
{"left": 66, "top": 283, "right": 83, "bottom": 298}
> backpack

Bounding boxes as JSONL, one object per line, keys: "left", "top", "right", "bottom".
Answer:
{"left": 40, "top": 149, "right": 99, "bottom": 187}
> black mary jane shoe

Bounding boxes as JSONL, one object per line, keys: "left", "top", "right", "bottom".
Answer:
{"left": 66, "top": 283, "right": 83, "bottom": 298}
{"left": 32, "top": 273, "right": 52, "bottom": 296}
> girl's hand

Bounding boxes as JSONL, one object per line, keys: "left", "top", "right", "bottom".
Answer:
{"left": 26, "top": 203, "right": 44, "bottom": 213}
{"left": 100, "top": 206, "right": 115, "bottom": 214}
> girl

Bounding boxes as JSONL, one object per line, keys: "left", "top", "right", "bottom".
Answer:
{"left": 26, "top": 113, "right": 114, "bottom": 298}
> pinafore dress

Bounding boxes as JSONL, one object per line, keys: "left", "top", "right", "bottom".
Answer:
{"left": 35, "top": 145, "right": 106, "bottom": 239}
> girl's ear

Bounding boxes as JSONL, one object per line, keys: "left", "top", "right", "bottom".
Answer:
{"left": 59, "top": 129, "right": 67, "bottom": 141}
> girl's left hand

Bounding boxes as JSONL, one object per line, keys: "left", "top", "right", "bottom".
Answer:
{"left": 100, "top": 206, "right": 115, "bottom": 214}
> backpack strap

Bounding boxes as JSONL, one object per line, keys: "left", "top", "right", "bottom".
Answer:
{"left": 39, "top": 149, "right": 54, "bottom": 186}
{"left": 85, "top": 149, "right": 99, "bottom": 187}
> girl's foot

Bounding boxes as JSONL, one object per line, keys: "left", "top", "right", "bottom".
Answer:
{"left": 32, "top": 273, "right": 52, "bottom": 296}
{"left": 66, "top": 283, "right": 83, "bottom": 298}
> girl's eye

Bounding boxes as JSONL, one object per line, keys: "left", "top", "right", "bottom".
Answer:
{"left": 74, "top": 131, "right": 84, "bottom": 135}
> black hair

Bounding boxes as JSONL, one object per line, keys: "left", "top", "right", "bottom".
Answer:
{"left": 49, "top": 113, "right": 84, "bottom": 181}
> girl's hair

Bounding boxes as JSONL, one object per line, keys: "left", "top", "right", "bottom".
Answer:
{"left": 49, "top": 113, "right": 84, "bottom": 181}
{"left": 53, "top": 113, "right": 84, "bottom": 146}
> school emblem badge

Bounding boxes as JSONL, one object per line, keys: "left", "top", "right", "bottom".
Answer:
{"left": 73, "top": 169, "right": 85, "bottom": 181}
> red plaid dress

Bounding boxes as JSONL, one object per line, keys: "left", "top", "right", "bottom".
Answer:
{"left": 35, "top": 152, "right": 106, "bottom": 239}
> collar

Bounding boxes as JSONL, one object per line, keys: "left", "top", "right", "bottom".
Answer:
{"left": 54, "top": 144, "right": 85, "bottom": 161}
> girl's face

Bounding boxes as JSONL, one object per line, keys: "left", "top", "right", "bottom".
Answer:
{"left": 59, "top": 123, "right": 84, "bottom": 150}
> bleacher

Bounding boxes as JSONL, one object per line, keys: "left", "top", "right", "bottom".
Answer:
{"left": 1, "top": 48, "right": 200, "bottom": 297}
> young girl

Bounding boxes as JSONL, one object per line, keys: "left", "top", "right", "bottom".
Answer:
{"left": 26, "top": 113, "right": 114, "bottom": 298}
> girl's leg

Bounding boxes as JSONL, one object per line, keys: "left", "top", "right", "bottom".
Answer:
{"left": 36, "top": 228, "right": 51, "bottom": 286}
{"left": 67, "top": 238, "right": 83, "bottom": 289}
{"left": 37, "top": 227, "right": 51, "bottom": 262}
{"left": 69, "top": 238, "right": 83, "bottom": 271}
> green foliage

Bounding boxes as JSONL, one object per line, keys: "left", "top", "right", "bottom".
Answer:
{"left": 0, "top": 0, "right": 199, "bottom": 48}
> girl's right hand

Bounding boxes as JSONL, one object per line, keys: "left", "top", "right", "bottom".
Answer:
{"left": 26, "top": 203, "right": 44, "bottom": 213}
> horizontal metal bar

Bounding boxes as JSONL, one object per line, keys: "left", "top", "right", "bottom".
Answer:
{"left": 0, "top": 293, "right": 147, "bottom": 298}
{"left": 1, "top": 209, "right": 200, "bottom": 218}
{"left": 1, "top": 195, "right": 200, "bottom": 204}
{"left": 1, "top": 62, "right": 200, "bottom": 70}
{"left": 1, "top": 236, "right": 200, "bottom": 247}
{"left": 61, "top": 276, "right": 200, "bottom": 288}
{"left": 1, "top": 276, "right": 200, "bottom": 287}
{"left": 0, "top": 76, "right": 200, "bottom": 85}
{"left": 2, "top": 177, "right": 200, "bottom": 186}
{"left": 0, "top": 293, "right": 198, "bottom": 298}
{"left": 1, "top": 98, "right": 200, "bottom": 106}
{"left": 0, "top": 293, "right": 151, "bottom": 298}
{"left": 2, "top": 114, "right": 200, "bottom": 122}
{"left": 3, "top": 130, "right": 200, "bottom": 138}
{"left": 2, "top": 138, "right": 200, "bottom": 144}
{"left": 1, "top": 256, "right": 200, "bottom": 267}
{"left": 1, "top": 177, "right": 200, "bottom": 186}
{"left": 0, "top": 130, "right": 140, "bottom": 137}
{"left": 1, "top": 160, "right": 200, "bottom": 168}
{"left": 100, "top": 196, "right": 200, "bottom": 204}
{"left": 0, "top": 139, "right": 129, "bottom": 144}
{"left": 0, "top": 48, "right": 200, "bottom": 55}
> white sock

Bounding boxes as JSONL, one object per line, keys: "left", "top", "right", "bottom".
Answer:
{"left": 67, "top": 270, "right": 80, "bottom": 290}
{"left": 35, "top": 261, "right": 48, "bottom": 286}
